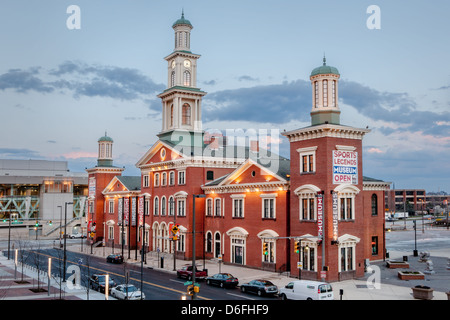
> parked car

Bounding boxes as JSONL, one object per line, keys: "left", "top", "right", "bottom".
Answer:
{"left": 69, "top": 233, "right": 86, "bottom": 239}
{"left": 240, "top": 279, "right": 278, "bottom": 296}
{"left": 278, "top": 280, "right": 334, "bottom": 300}
{"left": 176, "top": 265, "right": 208, "bottom": 280}
{"left": 111, "top": 284, "right": 145, "bottom": 300}
{"left": 106, "top": 254, "right": 124, "bottom": 264}
{"left": 206, "top": 273, "right": 238, "bottom": 288}
{"left": 89, "top": 274, "right": 116, "bottom": 293}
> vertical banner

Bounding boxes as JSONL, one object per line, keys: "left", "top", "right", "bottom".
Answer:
{"left": 332, "top": 192, "right": 339, "bottom": 241}
{"left": 131, "top": 197, "right": 137, "bottom": 226}
{"left": 138, "top": 197, "right": 144, "bottom": 227}
{"left": 317, "top": 193, "right": 323, "bottom": 238}
{"left": 118, "top": 198, "right": 123, "bottom": 224}
{"left": 124, "top": 197, "right": 129, "bottom": 226}
{"left": 89, "top": 177, "right": 96, "bottom": 198}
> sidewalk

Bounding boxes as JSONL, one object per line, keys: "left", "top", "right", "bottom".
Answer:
{"left": 0, "top": 253, "right": 112, "bottom": 300}
{"left": 67, "top": 244, "right": 450, "bottom": 300}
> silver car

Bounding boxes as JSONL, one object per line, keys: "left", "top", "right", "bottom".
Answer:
{"left": 111, "top": 284, "right": 145, "bottom": 300}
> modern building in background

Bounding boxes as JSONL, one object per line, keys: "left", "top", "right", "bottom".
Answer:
{"left": 0, "top": 159, "right": 88, "bottom": 223}
{"left": 85, "top": 13, "right": 391, "bottom": 282}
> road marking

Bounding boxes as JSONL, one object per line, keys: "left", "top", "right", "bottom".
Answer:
{"left": 169, "top": 279, "right": 185, "bottom": 284}
{"left": 29, "top": 250, "right": 211, "bottom": 300}
{"left": 226, "top": 292, "right": 255, "bottom": 300}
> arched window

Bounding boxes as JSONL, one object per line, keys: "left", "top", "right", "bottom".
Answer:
{"left": 332, "top": 80, "right": 336, "bottom": 107}
{"left": 171, "top": 71, "right": 175, "bottom": 87}
{"left": 168, "top": 196, "right": 175, "bottom": 215}
{"left": 371, "top": 194, "right": 378, "bottom": 216}
{"left": 182, "top": 103, "right": 191, "bottom": 125}
{"left": 323, "top": 80, "right": 328, "bottom": 107}
{"left": 183, "top": 70, "right": 191, "bottom": 86}
{"left": 161, "top": 196, "right": 166, "bottom": 216}
{"left": 214, "top": 232, "right": 221, "bottom": 258}
{"left": 170, "top": 105, "right": 174, "bottom": 126}
{"left": 314, "top": 81, "right": 319, "bottom": 107}
{"left": 206, "top": 232, "right": 212, "bottom": 253}
{"left": 153, "top": 197, "right": 159, "bottom": 216}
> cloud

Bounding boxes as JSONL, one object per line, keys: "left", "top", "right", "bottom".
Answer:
{"left": 0, "top": 148, "right": 42, "bottom": 159}
{"left": 203, "top": 79, "right": 311, "bottom": 124}
{"left": 238, "top": 75, "right": 259, "bottom": 82}
{"left": 0, "top": 68, "right": 54, "bottom": 93}
{"left": 0, "top": 61, "right": 165, "bottom": 101}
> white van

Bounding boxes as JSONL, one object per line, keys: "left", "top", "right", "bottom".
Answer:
{"left": 279, "top": 280, "right": 334, "bottom": 300}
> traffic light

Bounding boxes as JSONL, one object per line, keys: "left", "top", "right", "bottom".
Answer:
{"left": 187, "top": 285, "right": 194, "bottom": 296}
{"left": 35, "top": 221, "right": 39, "bottom": 227}
{"left": 263, "top": 242, "right": 269, "bottom": 256}
{"left": 294, "top": 241, "right": 300, "bottom": 253}
{"left": 194, "top": 285, "right": 200, "bottom": 293}
{"left": 49, "top": 220, "right": 52, "bottom": 226}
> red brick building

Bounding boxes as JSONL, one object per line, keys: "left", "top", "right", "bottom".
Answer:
{"left": 85, "top": 13, "right": 390, "bottom": 282}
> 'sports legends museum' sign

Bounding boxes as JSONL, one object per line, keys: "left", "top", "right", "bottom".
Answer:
{"left": 332, "top": 150, "right": 358, "bottom": 184}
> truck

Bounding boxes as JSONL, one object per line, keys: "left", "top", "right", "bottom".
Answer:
{"left": 176, "top": 265, "right": 208, "bottom": 281}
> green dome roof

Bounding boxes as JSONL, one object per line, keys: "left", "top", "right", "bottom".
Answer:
{"left": 98, "top": 132, "right": 113, "bottom": 142}
{"left": 173, "top": 12, "right": 192, "bottom": 27}
{"left": 311, "top": 57, "right": 340, "bottom": 77}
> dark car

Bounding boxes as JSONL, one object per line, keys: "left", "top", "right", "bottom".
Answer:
{"left": 206, "top": 273, "right": 239, "bottom": 288}
{"left": 240, "top": 279, "right": 278, "bottom": 296}
{"left": 89, "top": 274, "right": 116, "bottom": 293}
{"left": 106, "top": 254, "right": 124, "bottom": 264}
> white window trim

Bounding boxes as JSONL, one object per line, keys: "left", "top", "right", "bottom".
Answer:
{"left": 108, "top": 200, "right": 114, "bottom": 214}
{"left": 338, "top": 194, "right": 356, "bottom": 220}
{"left": 214, "top": 198, "right": 222, "bottom": 217}
{"left": 169, "top": 171, "right": 175, "bottom": 186}
{"left": 206, "top": 198, "right": 213, "bottom": 216}
{"left": 154, "top": 173, "right": 160, "bottom": 187}
{"left": 161, "top": 172, "right": 167, "bottom": 186}
{"left": 177, "top": 199, "right": 186, "bottom": 217}
{"left": 298, "top": 194, "right": 317, "bottom": 221}
{"left": 153, "top": 196, "right": 159, "bottom": 216}
{"left": 260, "top": 194, "right": 277, "bottom": 219}
{"left": 297, "top": 146, "right": 317, "bottom": 174}
{"left": 231, "top": 195, "right": 245, "bottom": 218}
{"left": 143, "top": 174, "right": 149, "bottom": 187}
{"left": 178, "top": 170, "right": 186, "bottom": 185}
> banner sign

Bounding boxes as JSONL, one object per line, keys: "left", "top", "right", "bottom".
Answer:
{"left": 89, "top": 178, "right": 96, "bottom": 198}
{"left": 131, "top": 197, "right": 137, "bottom": 227}
{"left": 138, "top": 197, "right": 144, "bottom": 227}
{"left": 124, "top": 197, "right": 129, "bottom": 226}
{"left": 118, "top": 198, "right": 122, "bottom": 224}
{"left": 332, "top": 192, "right": 339, "bottom": 241}
{"left": 332, "top": 150, "right": 358, "bottom": 184}
{"left": 317, "top": 193, "right": 323, "bottom": 238}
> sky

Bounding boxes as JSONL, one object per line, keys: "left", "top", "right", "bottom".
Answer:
{"left": 0, "top": 0, "right": 449, "bottom": 193}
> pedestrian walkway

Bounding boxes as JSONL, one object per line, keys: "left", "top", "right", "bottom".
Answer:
{"left": 0, "top": 254, "right": 111, "bottom": 300}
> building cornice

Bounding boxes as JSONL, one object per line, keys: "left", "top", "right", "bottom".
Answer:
{"left": 282, "top": 124, "right": 370, "bottom": 142}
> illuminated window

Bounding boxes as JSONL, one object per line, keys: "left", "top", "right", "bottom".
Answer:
{"left": 314, "top": 81, "right": 319, "bottom": 107}
{"left": 183, "top": 70, "right": 191, "bottom": 86}
{"left": 323, "top": 80, "right": 328, "bottom": 107}
{"left": 182, "top": 103, "right": 191, "bottom": 125}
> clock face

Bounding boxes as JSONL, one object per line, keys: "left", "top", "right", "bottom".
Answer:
{"left": 171, "top": 60, "right": 176, "bottom": 69}
{"left": 184, "top": 60, "right": 191, "bottom": 68}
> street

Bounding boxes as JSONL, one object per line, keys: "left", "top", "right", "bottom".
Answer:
{"left": 6, "top": 246, "right": 275, "bottom": 301}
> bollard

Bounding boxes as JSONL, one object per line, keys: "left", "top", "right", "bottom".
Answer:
{"left": 160, "top": 256, "right": 164, "bottom": 268}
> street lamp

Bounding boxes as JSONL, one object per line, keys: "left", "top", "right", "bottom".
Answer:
{"left": 192, "top": 194, "right": 205, "bottom": 300}
{"left": 63, "top": 202, "right": 73, "bottom": 282}
{"left": 57, "top": 206, "right": 62, "bottom": 248}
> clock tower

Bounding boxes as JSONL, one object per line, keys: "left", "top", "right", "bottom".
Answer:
{"left": 157, "top": 11, "right": 206, "bottom": 148}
